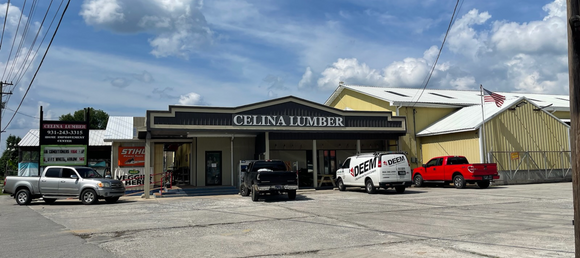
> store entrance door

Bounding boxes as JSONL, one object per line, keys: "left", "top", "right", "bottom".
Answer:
{"left": 205, "top": 151, "right": 222, "bottom": 186}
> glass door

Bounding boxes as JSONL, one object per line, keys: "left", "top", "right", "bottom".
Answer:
{"left": 323, "top": 150, "right": 337, "bottom": 177}
{"left": 205, "top": 151, "right": 222, "bottom": 186}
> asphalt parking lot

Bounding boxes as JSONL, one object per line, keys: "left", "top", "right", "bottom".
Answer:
{"left": 1, "top": 182, "right": 575, "bottom": 257}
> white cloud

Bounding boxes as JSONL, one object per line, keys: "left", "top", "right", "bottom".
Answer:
{"left": 317, "top": 58, "right": 384, "bottom": 90}
{"left": 490, "top": 1, "right": 565, "bottom": 54}
{"left": 446, "top": 9, "right": 492, "bottom": 59}
{"left": 314, "top": 46, "right": 445, "bottom": 90}
{"left": 305, "top": 0, "right": 569, "bottom": 95}
{"left": 178, "top": 92, "right": 203, "bottom": 105}
{"left": 80, "top": 0, "right": 212, "bottom": 58}
{"left": 298, "top": 67, "right": 313, "bottom": 89}
{"left": 80, "top": 0, "right": 124, "bottom": 25}
{"left": 449, "top": 76, "right": 476, "bottom": 90}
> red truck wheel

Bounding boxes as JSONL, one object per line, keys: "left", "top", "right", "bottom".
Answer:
{"left": 453, "top": 175, "right": 465, "bottom": 189}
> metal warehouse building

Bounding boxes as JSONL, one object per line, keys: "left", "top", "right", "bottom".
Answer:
{"left": 325, "top": 84, "right": 571, "bottom": 184}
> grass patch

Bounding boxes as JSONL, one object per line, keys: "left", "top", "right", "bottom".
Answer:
{"left": 0, "top": 179, "right": 4, "bottom": 195}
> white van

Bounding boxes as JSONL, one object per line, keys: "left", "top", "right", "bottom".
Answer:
{"left": 336, "top": 152, "right": 412, "bottom": 194}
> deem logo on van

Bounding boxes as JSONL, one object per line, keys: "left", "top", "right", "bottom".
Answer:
{"left": 387, "top": 156, "right": 405, "bottom": 165}
{"left": 350, "top": 157, "right": 378, "bottom": 177}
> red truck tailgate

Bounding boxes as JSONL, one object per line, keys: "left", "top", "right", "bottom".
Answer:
{"left": 471, "top": 163, "right": 498, "bottom": 175}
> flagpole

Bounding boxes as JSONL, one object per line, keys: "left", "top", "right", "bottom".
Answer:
{"left": 480, "top": 84, "right": 486, "bottom": 163}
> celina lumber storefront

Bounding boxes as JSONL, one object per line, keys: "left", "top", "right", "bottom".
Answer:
{"left": 120, "top": 96, "right": 406, "bottom": 197}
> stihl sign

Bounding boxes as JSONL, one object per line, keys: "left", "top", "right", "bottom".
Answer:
{"left": 121, "top": 148, "right": 146, "bottom": 155}
{"left": 118, "top": 147, "right": 145, "bottom": 167}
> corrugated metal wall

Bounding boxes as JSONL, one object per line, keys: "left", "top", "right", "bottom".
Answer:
{"left": 420, "top": 131, "right": 481, "bottom": 164}
{"left": 483, "top": 102, "right": 570, "bottom": 170}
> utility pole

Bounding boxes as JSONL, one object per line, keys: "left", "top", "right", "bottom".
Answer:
{"left": 567, "top": 0, "right": 580, "bottom": 256}
{"left": 0, "top": 81, "right": 12, "bottom": 138}
{"left": 0, "top": 81, "right": 12, "bottom": 177}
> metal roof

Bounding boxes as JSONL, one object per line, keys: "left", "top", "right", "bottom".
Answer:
{"left": 325, "top": 85, "right": 570, "bottom": 112}
{"left": 104, "top": 116, "right": 134, "bottom": 140}
{"left": 18, "top": 129, "right": 39, "bottom": 147}
{"left": 18, "top": 129, "right": 111, "bottom": 147}
{"left": 416, "top": 97, "right": 569, "bottom": 137}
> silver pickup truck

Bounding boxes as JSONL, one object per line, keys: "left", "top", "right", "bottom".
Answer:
{"left": 2, "top": 166, "right": 125, "bottom": 205}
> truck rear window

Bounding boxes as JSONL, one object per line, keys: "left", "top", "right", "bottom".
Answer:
{"left": 252, "top": 162, "right": 287, "bottom": 172}
{"left": 447, "top": 157, "right": 469, "bottom": 165}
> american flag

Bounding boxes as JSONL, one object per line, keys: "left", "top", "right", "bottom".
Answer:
{"left": 483, "top": 88, "right": 505, "bottom": 107}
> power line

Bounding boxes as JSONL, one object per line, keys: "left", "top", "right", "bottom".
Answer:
{"left": 13, "top": 0, "right": 60, "bottom": 88}
{"left": 0, "top": 0, "right": 11, "bottom": 50}
{"left": 411, "top": 0, "right": 461, "bottom": 107}
{"left": 1, "top": 0, "right": 26, "bottom": 81}
{"left": 3, "top": 0, "right": 57, "bottom": 117}
{"left": 4, "top": 106, "right": 37, "bottom": 119}
{"left": 6, "top": 0, "right": 38, "bottom": 82}
{"left": 3, "top": 0, "right": 70, "bottom": 132}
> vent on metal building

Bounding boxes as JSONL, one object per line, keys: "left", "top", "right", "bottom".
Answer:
{"left": 428, "top": 92, "right": 455, "bottom": 99}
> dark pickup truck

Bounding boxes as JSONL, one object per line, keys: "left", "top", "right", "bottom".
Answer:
{"left": 240, "top": 160, "right": 298, "bottom": 201}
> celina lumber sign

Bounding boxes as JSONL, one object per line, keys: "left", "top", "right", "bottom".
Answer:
{"left": 233, "top": 115, "right": 345, "bottom": 127}
{"left": 118, "top": 147, "right": 145, "bottom": 167}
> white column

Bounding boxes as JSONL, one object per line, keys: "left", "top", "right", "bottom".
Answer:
{"left": 356, "top": 140, "right": 361, "bottom": 154}
{"left": 144, "top": 132, "right": 151, "bottom": 199}
{"left": 313, "top": 139, "right": 317, "bottom": 188}
{"left": 265, "top": 132, "right": 270, "bottom": 160}
{"left": 231, "top": 136, "right": 234, "bottom": 186}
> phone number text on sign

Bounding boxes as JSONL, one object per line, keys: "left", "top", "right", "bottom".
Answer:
{"left": 45, "top": 130, "right": 84, "bottom": 135}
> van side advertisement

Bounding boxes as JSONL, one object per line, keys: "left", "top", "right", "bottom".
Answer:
{"left": 40, "top": 145, "right": 87, "bottom": 166}
{"left": 118, "top": 147, "right": 145, "bottom": 167}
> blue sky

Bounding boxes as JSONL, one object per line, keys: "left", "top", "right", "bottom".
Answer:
{"left": 0, "top": 0, "right": 569, "bottom": 145}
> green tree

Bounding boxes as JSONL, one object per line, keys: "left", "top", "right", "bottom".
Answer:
{"left": 59, "top": 108, "right": 109, "bottom": 129}
{"left": 0, "top": 135, "right": 21, "bottom": 177}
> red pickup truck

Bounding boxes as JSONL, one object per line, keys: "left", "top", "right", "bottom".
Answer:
{"left": 412, "top": 156, "right": 499, "bottom": 189}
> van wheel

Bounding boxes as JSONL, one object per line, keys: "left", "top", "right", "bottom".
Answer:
{"left": 337, "top": 178, "right": 346, "bottom": 191}
{"left": 240, "top": 185, "right": 250, "bottom": 196}
{"left": 395, "top": 186, "right": 406, "bottom": 194}
{"left": 43, "top": 198, "right": 56, "bottom": 204}
{"left": 287, "top": 190, "right": 296, "bottom": 200}
{"left": 454, "top": 175, "right": 465, "bottom": 189}
{"left": 414, "top": 174, "right": 424, "bottom": 187}
{"left": 16, "top": 189, "right": 32, "bottom": 205}
{"left": 477, "top": 180, "right": 490, "bottom": 189}
{"left": 81, "top": 189, "right": 98, "bottom": 205}
{"left": 365, "top": 179, "right": 376, "bottom": 194}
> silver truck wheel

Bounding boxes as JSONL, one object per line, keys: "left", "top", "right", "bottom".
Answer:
{"left": 16, "top": 189, "right": 32, "bottom": 205}
{"left": 81, "top": 189, "right": 98, "bottom": 205}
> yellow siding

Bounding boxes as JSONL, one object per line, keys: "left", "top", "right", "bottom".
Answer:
{"left": 154, "top": 144, "right": 164, "bottom": 186}
{"left": 397, "top": 106, "right": 457, "bottom": 168}
{"left": 420, "top": 131, "right": 481, "bottom": 164}
{"left": 552, "top": 111, "right": 570, "bottom": 120}
{"left": 330, "top": 89, "right": 394, "bottom": 112}
{"left": 482, "top": 102, "right": 570, "bottom": 171}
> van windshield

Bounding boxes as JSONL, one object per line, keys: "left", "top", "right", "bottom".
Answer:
{"left": 76, "top": 168, "right": 103, "bottom": 178}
